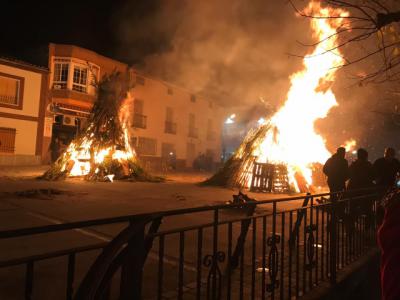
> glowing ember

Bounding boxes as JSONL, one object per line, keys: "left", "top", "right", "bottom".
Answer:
{"left": 238, "top": 1, "right": 349, "bottom": 191}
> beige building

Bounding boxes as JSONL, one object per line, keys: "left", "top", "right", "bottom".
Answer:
{"left": 0, "top": 57, "right": 49, "bottom": 165}
{"left": 48, "top": 44, "right": 224, "bottom": 170}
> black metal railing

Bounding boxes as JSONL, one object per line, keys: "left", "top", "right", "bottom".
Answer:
{"left": 0, "top": 187, "right": 385, "bottom": 300}
{"left": 164, "top": 121, "right": 177, "bottom": 134}
{"left": 132, "top": 114, "right": 147, "bottom": 129}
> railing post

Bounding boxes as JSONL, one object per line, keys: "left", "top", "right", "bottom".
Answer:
{"left": 229, "top": 201, "right": 256, "bottom": 269}
{"left": 120, "top": 221, "right": 146, "bottom": 299}
{"left": 329, "top": 192, "right": 338, "bottom": 284}
{"left": 289, "top": 193, "right": 311, "bottom": 249}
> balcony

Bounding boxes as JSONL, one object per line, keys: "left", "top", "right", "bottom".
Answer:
{"left": 188, "top": 127, "right": 198, "bottom": 138}
{"left": 132, "top": 114, "right": 147, "bottom": 129}
{"left": 164, "top": 121, "right": 177, "bottom": 134}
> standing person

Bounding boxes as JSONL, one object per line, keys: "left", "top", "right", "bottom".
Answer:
{"left": 347, "top": 148, "right": 374, "bottom": 191}
{"left": 347, "top": 148, "right": 375, "bottom": 230}
{"left": 373, "top": 147, "right": 400, "bottom": 225}
{"left": 373, "top": 147, "right": 400, "bottom": 188}
{"left": 378, "top": 188, "right": 400, "bottom": 300}
{"left": 323, "top": 147, "right": 349, "bottom": 195}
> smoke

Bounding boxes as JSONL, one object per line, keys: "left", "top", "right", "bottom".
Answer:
{"left": 115, "top": 0, "right": 310, "bottom": 107}
{"left": 114, "top": 0, "right": 400, "bottom": 159}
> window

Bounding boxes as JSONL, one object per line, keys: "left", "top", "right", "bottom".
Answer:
{"left": 53, "top": 63, "right": 69, "bottom": 89}
{"left": 190, "top": 95, "right": 196, "bottom": 102}
{"left": 0, "top": 127, "right": 16, "bottom": 153}
{"left": 167, "top": 87, "right": 173, "bottom": 95}
{"left": 132, "top": 99, "right": 147, "bottom": 128}
{"left": 0, "top": 74, "right": 22, "bottom": 107}
{"left": 165, "top": 107, "right": 177, "bottom": 134}
{"left": 72, "top": 65, "right": 88, "bottom": 93}
{"left": 137, "top": 137, "right": 157, "bottom": 155}
{"left": 134, "top": 99, "right": 144, "bottom": 114}
{"left": 136, "top": 76, "right": 145, "bottom": 85}
{"left": 188, "top": 113, "right": 198, "bottom": 138}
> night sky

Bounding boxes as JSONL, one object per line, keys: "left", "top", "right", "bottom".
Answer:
{"left": 0, "top": 0, "right": 162, "bottom": 66}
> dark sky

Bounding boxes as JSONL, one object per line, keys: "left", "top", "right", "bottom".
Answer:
{"left": 0, "top": 0, "right": 161, "bottom": 66}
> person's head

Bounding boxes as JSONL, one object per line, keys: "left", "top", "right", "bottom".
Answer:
{"left": 336, "top": 147, "right": 346, "bottom": 159}
{"left": 384, "top": 147, "right": 396, "bottom": 161}
{"left": 357, "top": 148, "right": 368, "bottom": 161}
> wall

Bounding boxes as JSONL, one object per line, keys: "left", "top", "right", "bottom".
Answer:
{"left": 0, "top": 61, "right": 48, "bottom": 165}
{"left": 130, "top": 72, "right": 224, "bottom": 168}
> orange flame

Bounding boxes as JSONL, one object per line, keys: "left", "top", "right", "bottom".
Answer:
{"left": 60, "top": 93, "right": 136, "bottom": 177}
{"left": 246, "top": 2, "right": 349, "bottom": 191}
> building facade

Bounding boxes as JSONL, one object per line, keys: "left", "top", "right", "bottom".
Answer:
{"left": 0, "top": 58, "right": 49, "bottom": 165}
{"left": 48, "top": 44, "right": 224, "bottom": 170}
{"left": 48, "top": 43, "right": 128, "bottom": 150}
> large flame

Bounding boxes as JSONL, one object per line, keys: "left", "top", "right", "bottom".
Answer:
{"left": 245, "top": 2, "right": 349, "bottom": 190}
{"left": 60, "top": 94, "right": 136, "bottom": 177}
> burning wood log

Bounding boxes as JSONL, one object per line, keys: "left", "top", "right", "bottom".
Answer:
{"left": 41, "top": 72, "right": 162, "bottom": 183}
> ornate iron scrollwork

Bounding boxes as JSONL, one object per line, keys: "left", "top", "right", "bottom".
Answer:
{"left": 203, "top": 251, "right": 225, "bottom": 299}
{"left": 305, "top": 224, "right": 317, "bottom": 270}
{"left": 266, "top": 234, "right": 280, "bottom": 293}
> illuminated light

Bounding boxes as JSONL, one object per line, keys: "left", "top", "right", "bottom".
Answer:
{"left": 258, "top": 117, "right": 266, "bottom": 125}
{"left": 225, "top": 113, "right": 236, "bottom": 124}
{"left": 169, "top": 152, "right": 174, "bottom": 156}
{"left": 256, "top": 267, "right": 270, "bottom": 273}
{"left": 236, "top": 2, "right": 350, "bottom": 191}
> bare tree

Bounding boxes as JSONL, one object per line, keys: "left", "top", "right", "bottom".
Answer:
{"left": 290, "top": 0, "right": 400, "bottom": 84}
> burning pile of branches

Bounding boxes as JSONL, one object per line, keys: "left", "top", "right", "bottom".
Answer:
{"left": 41, "top": 72, "right": 162, "bottom": 182}
{"left": 205, "top": 1, "right": 355, "bottom": 193}
{"left": 204, "top": 124, "right": 271, "bottom": 188}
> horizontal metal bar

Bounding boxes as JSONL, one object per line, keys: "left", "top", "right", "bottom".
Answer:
{"left": 0, "top": 187, "right": 383, "bottom": 240}
{"left": 0, "top": 242, "right": 107, "bottom": 268}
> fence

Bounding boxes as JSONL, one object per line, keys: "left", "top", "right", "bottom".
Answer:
{"left": 0, "top": 187, "right": 384, "bottom": 299}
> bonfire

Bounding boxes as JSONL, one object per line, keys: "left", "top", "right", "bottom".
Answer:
{"left": 206, "top": 2, "right": 355, "bottom": 193}
{"left": 42, "top": 72, "right": 161, "bottom": 182}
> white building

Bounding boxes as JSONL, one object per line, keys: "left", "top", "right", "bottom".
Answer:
{"left": 0, "top": 57, "right": 49, "bottom": 165}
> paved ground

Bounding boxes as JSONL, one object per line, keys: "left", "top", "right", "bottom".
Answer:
{"left": 0, "top": 165, "right": 317, "bottom": 299}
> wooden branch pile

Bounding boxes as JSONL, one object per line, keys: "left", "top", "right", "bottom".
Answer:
{"left": 41, "top": 72, "right": 163, "bottom": 183}
{"left": 203, "top": 124, "right": 271, "bottom": 188}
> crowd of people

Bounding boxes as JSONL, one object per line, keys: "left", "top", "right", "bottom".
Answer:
{"left": 323, "top": 146, "right": 400, "bottom": 194}
{"left": 323, "top": 146, "right": 400, "bottom": 300}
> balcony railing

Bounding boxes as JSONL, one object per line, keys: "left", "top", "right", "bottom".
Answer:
{"left": 132, "top": 114, "right": 147, "bottom": 129}
{"left": 188, "top": 127, "right": 198, "bottom": 138}
{"left": 164, "top": 121, "right": 177, "bottom": 134}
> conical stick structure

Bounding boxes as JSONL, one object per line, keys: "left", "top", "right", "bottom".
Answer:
{"left": 41, "top": 72, "right": 162, "bottom": 182}
{"left": 203, "top": 124, "right": 271, "bottom": 188}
